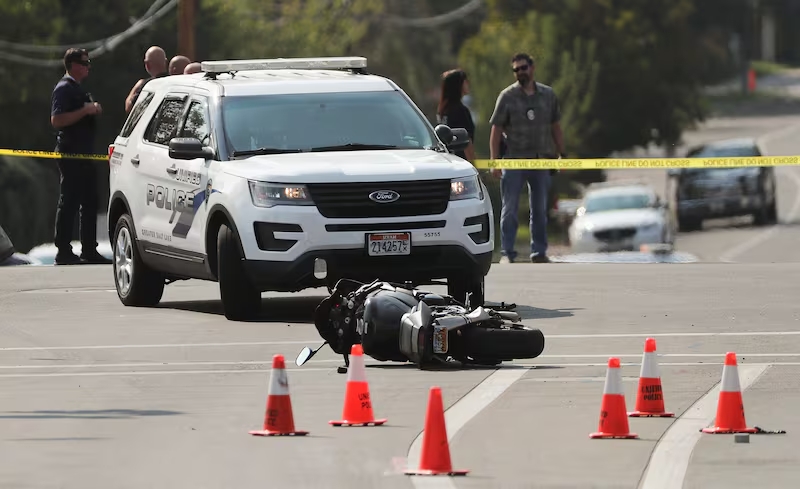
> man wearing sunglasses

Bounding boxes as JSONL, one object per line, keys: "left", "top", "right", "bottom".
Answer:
{"left": 489, "top": 52, "right": 565, "bottom": 264}
{"left": 50, "top": 48, "right": 108, "bottom": 265}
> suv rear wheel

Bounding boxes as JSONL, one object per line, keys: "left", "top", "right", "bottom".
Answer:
{"left": 217, "top": 223, "right": 261, "bottom": 321}
{"left": 113, "top": 214, "right": 165, "bottom": 306}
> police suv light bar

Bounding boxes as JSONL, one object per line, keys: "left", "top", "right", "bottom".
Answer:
{"left": 201, "top": 57, "right": 367, "bottom": 73}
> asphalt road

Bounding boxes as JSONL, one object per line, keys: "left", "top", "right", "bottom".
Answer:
{"left": 0, "top": 256, "right": 798, "bottom": 488}
{"left": 601, "top": 97, "right": 800, "bottom": 265}
{"left": 3, "top": 93, "right": 800, "bottom": 489}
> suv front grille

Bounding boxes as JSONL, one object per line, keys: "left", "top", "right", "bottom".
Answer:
{"left": 306, "top": 179, "right": 451, "bottom": 218}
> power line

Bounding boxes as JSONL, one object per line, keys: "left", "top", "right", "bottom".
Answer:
{"left": 383, "top": 0, "right": 484, "bottom": 28}
{"left": 0, "top": 0, "right": 177, "bottom": 67}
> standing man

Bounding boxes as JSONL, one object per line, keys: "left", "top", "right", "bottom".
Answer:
{"left": 489, "top": 52, "right": 565, "bottom": 264}
{"left": 184, "top": 62, "right": 202, "bottom": 74}
{"left": 125, "top": 46, "right": 168, "bottom": 113}
{"left": 50, "top": 48, "right": 110, "bottom": 265}
{"left": 169, "top": 55, "right": 190, "bottom": 75}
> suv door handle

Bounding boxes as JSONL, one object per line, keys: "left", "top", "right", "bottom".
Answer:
{"left": 166, "top": 167, "right": 178, "bottom": 175}
{"left": 130, "top": 156, "right": 140, "bottom": 166}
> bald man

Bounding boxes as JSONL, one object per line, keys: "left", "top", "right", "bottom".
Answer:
{"left": 169, "top": 55, "right": 190, "bottom": 75}
{"left": 125, "top": 46, "right": 168, "bottom": 113}
{"left": 184, "top": 62, "right": 202, "bottom": 74}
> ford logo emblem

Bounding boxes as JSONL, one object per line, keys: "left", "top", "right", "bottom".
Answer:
{"left": 369, "top": 190, "right": 400, "bottom": 203}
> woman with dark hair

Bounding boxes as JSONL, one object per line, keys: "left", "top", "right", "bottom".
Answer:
{"left": 436, "top": 69, "right": 476, "bottom": 163}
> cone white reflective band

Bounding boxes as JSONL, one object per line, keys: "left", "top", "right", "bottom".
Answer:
{"left": 347, "top": 352, "right": 368, "bottom": 383}
{"left": 640, "top": 351, "right": 661, "bottom": 379}
{"left": 604, "top": 365, "right": 624, "bottom": 395}
{"left": 721, "top": 364, "right": 742, "bottom": 393}
{"left": 269, "top": 367, "right": 290, "bottom": 396}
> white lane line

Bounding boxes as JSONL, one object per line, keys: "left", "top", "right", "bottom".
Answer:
{"left": 0, "top": 356, "right": 794, "bottom": 371}
{"left": 0, "top": 340, "right": 315, "bottom": 352}
{"left": 718, "top": 164, "right": 800, "bottom": 263}
{"left": 302, "top": 353, "right": 800, "bottom": 366}
{"left": 545, "top": 331, "right": 800, "bottom": 339}
{"left": 539, "top": 353, "right": 800, "bottom": 358}
{"left": 0, "top": 367, "right": 334, "bottom": 379}
{"left": 406, "top": 367, "right": 531, "bottom": 489}
{"left": 638, "top": 364, "right": 770, "bottom": 489}
{"left": 2, "top": 330, "right": 798, "bottom": 352}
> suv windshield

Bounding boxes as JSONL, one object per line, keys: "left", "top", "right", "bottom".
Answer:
{"left": 684, "top": 145, "right": 761, "bottom": 176}
{"left": 584, "top": 192, "right": 652, "bottom": 213}
{"left": 221, "top": 90, "right": 438, "bottom": 155}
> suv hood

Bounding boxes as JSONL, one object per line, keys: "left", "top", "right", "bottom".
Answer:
{"left": 574, "top": 208, "right": 662, "bottom": 231}
{"left": 223, "top": 149, "right": 476, "bottom": 183}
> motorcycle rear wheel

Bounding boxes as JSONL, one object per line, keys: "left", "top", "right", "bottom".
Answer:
{"left": 457, "top": 326, "right": 545, "bottom": 361}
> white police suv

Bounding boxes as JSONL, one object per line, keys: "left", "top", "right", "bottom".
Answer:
{"left": 107, "top": 57, "right": 494, "bottom": 320}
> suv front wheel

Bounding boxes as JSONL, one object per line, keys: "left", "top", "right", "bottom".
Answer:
{"left": 447, "top": 271, "right": 485, "bottom": 308}
{"left": 217, "top": 223, "right": 262, "bottom": 321}
{"left": 113, "top": 214, "right": 165, "bottom": 306}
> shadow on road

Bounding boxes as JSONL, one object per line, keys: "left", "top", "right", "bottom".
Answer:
{"left": 8, "top": 437, "right": 109, "bottom": 442}
{"left": 513, "top": 305, "right": 579, "bottom": 320}
{"left": 367, "top": 363, "right": 562, "bottom": 372}
{"left": 0, "top": 409, "right": 182, "bottom": 420}
{"left": 158, "top": 295, "right": 328, "bottom": 323}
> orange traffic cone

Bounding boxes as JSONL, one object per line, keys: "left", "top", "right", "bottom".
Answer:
{"left": 701, "top": 352, "right": 757, "bottom": 434}
{"left": 329, "top": 344, "right": 387, "bottom": 427}
{"left": 629, "top": 338, "right": 674, "bottom": 417}
{"left": 590, "top": 357, "right": 638, "bottom": 439}
{"left": 405, "top": 386, "right": 469, "bottom": 476}
{"left": 249, "top": 354, "right": 309, "bottom": 436}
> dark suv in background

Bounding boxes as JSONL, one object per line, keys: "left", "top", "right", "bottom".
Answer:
{"left": 668, "top": 138, "right": 777, "bottom": 231}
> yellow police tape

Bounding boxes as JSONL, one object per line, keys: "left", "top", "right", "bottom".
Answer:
{"left": 474, "top": 156, "right": 800, "bottom": 170}
{"left": 3, "top": 147, "right": 800, "bottom": 169}
{"left": 0, "top": 148, "right": 107, "bottom": 161}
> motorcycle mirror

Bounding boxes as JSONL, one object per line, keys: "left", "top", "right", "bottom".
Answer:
{"left": 295, "top": 347, "right": 315, "bottom": 367}
{"left": 295, "top": 341, "right": 329, "bottom": 367}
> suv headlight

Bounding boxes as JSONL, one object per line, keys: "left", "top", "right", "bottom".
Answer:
{"left": 450, "top": 175, "right": 483, "bottom": 201}
{"left": 248, "top": 180, "right": 314, "bottom": 207}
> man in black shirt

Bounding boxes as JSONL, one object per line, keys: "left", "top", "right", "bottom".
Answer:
{"left": 50, "top": 48, "right": 110, "bottom": 265}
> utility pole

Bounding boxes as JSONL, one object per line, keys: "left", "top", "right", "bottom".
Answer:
{"left": 178, "top": 0, "right": 196, "bottom": 61}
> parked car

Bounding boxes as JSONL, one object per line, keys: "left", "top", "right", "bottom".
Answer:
{"left": 568, "top": 180, "right": 674, "bottom": 253}
{"left": 668, "top": 138, "right": 777, "bottom": 231}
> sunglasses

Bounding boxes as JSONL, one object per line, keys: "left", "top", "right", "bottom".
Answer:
{"left": 512, "top": 65, "right": 529, "bottom": 73}
{"left": 75, "top": 59, "right": 91, "bottom": 67}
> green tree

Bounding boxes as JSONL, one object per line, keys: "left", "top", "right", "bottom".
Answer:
{"left": 480, "top": 0, "right": 713, "bottom": 156}
{"left": 200, "top": 0, "right": 384, "bottom": 60}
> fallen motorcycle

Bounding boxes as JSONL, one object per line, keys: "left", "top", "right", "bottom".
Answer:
{"left": 295, "top": 278, "right": 545, "bottom": 372}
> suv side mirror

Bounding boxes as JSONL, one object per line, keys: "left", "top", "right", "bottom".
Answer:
{"left": 434, "top": 124, "right": 470, "bottom": 152}
{"left": 169, "top": 137, "right": 215, "bottom": 160}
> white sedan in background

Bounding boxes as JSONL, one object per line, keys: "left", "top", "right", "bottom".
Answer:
{"left": 568, "top": 181, "right": 675, "bottom": 254}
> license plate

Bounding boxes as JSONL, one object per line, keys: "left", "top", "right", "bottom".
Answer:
{"left": 432, "top": 325, "right": 448, "bottom": 354}
{"left": 367, "top": 232, "right": 411, "bottom": 256}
